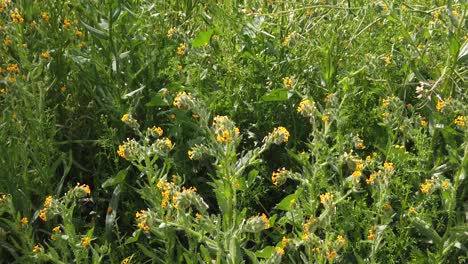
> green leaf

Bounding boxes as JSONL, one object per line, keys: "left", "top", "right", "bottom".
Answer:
{"left": 243, "top": 248, "right": 259, "bottom": 263}
{"left": 261, "top": 89, "right": 288, "bottom": 102}
{"left": 102, "top": 169, "right": 128, "bottom": 188}
{"left": 146, "top": 94, "right": 170, "bottom": 107}
{"left": 458, "top": 40, "right": 468, "bottom": 64}
{"left": 275, "top": 189, "right": 302, "bottom": 211}
{"left": 80, "top": 20, "right": 109, "bottom": 39}
{"left": 255, "top": 246, "right": 275, "bottom": 258}
{"left": 192, "top": 30, "right": 214, "bottom": 47}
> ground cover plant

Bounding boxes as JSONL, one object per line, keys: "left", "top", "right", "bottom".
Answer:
{"left": 0, "top": 0, "right": 467, "bottom": 263}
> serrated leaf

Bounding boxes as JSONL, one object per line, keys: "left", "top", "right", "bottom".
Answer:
{"left": 192, "top": 29, "right": 214, "bottom": 47}
{"left": 261, "top": 89, "right": 288, "bottom": 102}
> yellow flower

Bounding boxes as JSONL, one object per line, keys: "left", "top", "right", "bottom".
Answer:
{"left": 117, "top": 145, "right": 126, "bottom": 159}
{"left": 275, "top": 246, "right": 285, "bottom": 256}
{"left": 63, "top": 19, "right": 71, "bottom": 29}
{"left": 121, "top": 258, "right": 130, "bottom": 264}
{"left": 39, "top": 208, "right": 47, "bottom": 221}
{"left": 11, "top": 12, "right": 24, "bottom": 24}
{"left": 167, "top": 27, "right": 176, "bottom": 38}
{"left": 297, "top": 99, "right": 315, "bottom": 117}
{"left": 408, "top": 207, "right": 415, "bottom": 215}
{"left": 121, "top": 114, "right": 129, "bottom": 122}
{"left": 7, "top": 64, "right": 19, "bottom": 73}
{"left": 383, "top": 55, "right": 391, "bottom": 65}
{"left": 60, "top": 86, "right": 67, "bottom": 93}
{"left": 320, "top": 192, "right": 334, "bottom": 206}
{"left": 4, "top": 37, "right": 11, "bottom": 46}
{"left": 195, "top": 213, "right": 202, "bottom": 219}
{"left": 41, "top": 12, "right": 49, "bottom": 22}
{"left": 367, "top": 228, "right": 376, "bottom": 240}
{"left": 44, "top": 195, "right": 53, "bottom": 207}
{"left": 79, "top": 41, "right": 87, "bottom": 48}
{"left": 75, "top": 30, "right": 84, "bottom": 38}
{"left": 33, "top": 245, "right": 41, "bottom": 253}
{"left": 41, "top": 52, "right": 51, "bottom": 59}
{"left": 326, "top": 250, "right": 337, "bottom": 260}
{"left": 176, "top": 43, "right": 187, "bottom": 56}
{"left": 352, "top": 170, "right": 362, "bottom": 178}
{"left": 270, "top": 126, "right": 290, "bottom": 144}
{"left": 322, "top": 115, "right": 330, "bottom": 124}
{"left": 442, "top": 181, "right": 449, "bottom": 189}
{"left": 281, "top": 236, "right": 289, "bottom": 248}
{"left": 420, "top": 179, "right": 433, "bottom": 195}
{"left": 21, "top": 217, "right": 28, "bottom": 225}
{"left": 282, "top": 76, "right": 294, "bottom": 90}
{"left": 261, "top": 213, "right": 270, "bottom": 229}
{"left": 337, "top": 235, "right": 347, "bottom": 245}
{"left": 454, "top": 116, "right": 465, "bottom": 127}
{"left": 81, "top": 236, "right": 91, "bottom": 247}
{"left": 153, "top": 126, "right": 163, "bottom": 137}
{"left": 52, "top": 226, "right": 61, "bottom": 233}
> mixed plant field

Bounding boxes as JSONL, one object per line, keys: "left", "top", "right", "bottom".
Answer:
{"left": 0, "top": 0, "right": 467, "bottom": 263}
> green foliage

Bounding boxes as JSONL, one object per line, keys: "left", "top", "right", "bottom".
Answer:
{"left": 0, "top": 0, "right": 467, "bottom": 263}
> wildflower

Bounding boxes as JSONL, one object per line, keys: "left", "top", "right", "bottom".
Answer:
{"left": 326, "top": 250, "right": 337, "bottom": 260}
{"left": 135, "top": 210, "right": 150, "bottom": 231}
{"left": 8, "top": 77, "right": 16, "bottom": 83}
{"left": 337, "top": 235, "right": 347, "bottom": 245}
{"left": 433, "top": 10, "right": 440, "bottom": 21}
{"left": 366, "top": 171, "right": 378, "bottom": 185}
{"left": 195, "top": 213, "right": 202, "bottom": 219}
{"left": 21, "top": 217, "right": 28, "bottom": 225}
{"left": 320, "top": 192, "right": 334, "bottom": 207}
{"left": 152, "top": 126, "right": 163, "bottom": 137}
{"left": 121, "top": 258, "right": 130, "bottom": 264}
{"left": 60, "top": 86, "right": 67, "bottom": 93}
{"left": 120, "top": 113, "right": 139, "bottom": 128}
{"left": 297, "top": 99, "right": 315, "bottom": 117}
{"left": 75, "top": 30, "right": 84, "bottom": 38}
{"left": 76, "top": 183, "right": 91, "bottom": 196}
{"left": 367, "top": 228, "right": 376, "bottom": 240}
{"left": 173, "top": 91, "right": 194, "bottom": 109}
{"left": 192, "top": 113, "right": 199, "bottom": 119}
{"left": 121, "top": 114, "right": 129, "bottom": 122}
{"left": 44, "top": 195, "right": 53, "bottom": 207}
{"left": 383, "top": 54, "right": 391, "bottom": 65}
{"left": 454, "top": 116, "right": 465, "bottom": 127}
{"left": 383, "top": 162, "right": 394, "bottom": 174}
{"left": 33, "top": 245, "right": 41, "bottom": 253}
{"left": 178, "top": 64, "right": 183, "bottom": 71}
{"left": 352, "top": 170, "right": 362, "bottom": 178}
{"left": 79, "top": 41, "right": 87, "bottom": 48}
{"left": 436, "top": 98, "right": 447, "bottom": 111}
{"left": 420, "top": 179, "right": 433, "bottom": 194}
{"left": 271, "top": 168, "right": 288, "bottom": 187}
{"left": 283, "top": 32, "right": 295, "bottom": 46}
{"left": 117, "top": 145, "right": 126, "bottom": 159}
{"left": 52, "top": 226, "right": 61, "bottom": 233}
{"left": 0, "top": 194, "right": 7, "bottom": 202}
{"left": 268, "top": 126, "right": 290, "bottom": 144}
{"left": 11, "top": 11, "right": 24, "bottom": 24}
{"left": 176, "top": 43, "right": 187, "bottom": 56}
{"left": 261, "top": 213, "right": 270, "bottom": 229}
{"left": 408, "top": 207, "right": 415, "bottom": 215}
{"left": 282, "top": 76, "right": 294, "bottom": 90}
{"left": 41, "top": 52, "right": 51, "bottom": 59}
{"left": 384, "top": 203, "right": 392, "bottom": 210}
{"left": 442, "top": 180, "right": 449, "bottom": 189}
{"left": 275, "top": 246, "right": 285, "bottom": 256}
{"left": 281, "top": 236, "right": 289, "bottom": 248}
{"left": 6, "top": 64, "right": 19, "bottom": 73}
{"left": 167, "top": 27, "right": 176, "bottom": 38}
{"left": 4, "top": 37, "right": 11, "bottom": 46}
{"left": 41, "top": 12, "right": 49, "bottom": 22}
{"left": 81, "top": 236, "right": 91, "bottom": 247}
{"left": 366, "top": 155, "right": 371, "bottom": 162}
{"left": 63, "top": 19, "right": 71, "bottom": 29}
{"left": 39, "top": 208, "right": 48, "bottom": 221}
{"left": 322, "top": 115, "right": 330, "bottom": 124}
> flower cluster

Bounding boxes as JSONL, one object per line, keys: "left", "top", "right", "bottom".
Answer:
{"left": 320, "top": 192, "right": 334, "bottom": 208}
{"left": 65, "top": 183, "right": 91, "bottom": 200}
{"left": 297, "top": 99, "right": 316, "bottom": 117}
{"left": 121, "top": 113, "right": 139, "bottom": 129}
{"left": 212, "top": 115, "right": 240, "bottom": 144}
{"left": 271, "top": 168, "right": 288, "bottom": 186}
{"left": 176, "top": 43, "right": 187, "bottom": 56}
{"left": 39, "top": 195, "right": 56, "bottom": 222}
{"left": 266, "top": 126, "right": 290, "bottom": 145}
{"left": 454, "top": 115, "right": 465, "bottom": 127}
{"left": 282, "top": 76, "right": 294, "bottom": 90}
{"left": 156, "top": 179, "right": 176, "bottom": 208}
{"left": 244, "top": 213, "right": 270, "bottom": 232}
{"left": 173, "top": 91, "right": 194, "bottom": 109}
{"left": 11, "top": 11, "right": 24, "bottom": 24}
{"left": 135, "top": 210, "right": 150, "bottom": 231}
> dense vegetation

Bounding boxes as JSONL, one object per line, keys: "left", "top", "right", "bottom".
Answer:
{"left": 1, "top": 0, "right": 467, "bottom": 263}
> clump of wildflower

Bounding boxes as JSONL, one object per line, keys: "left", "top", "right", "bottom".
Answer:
{"left": 188, "top": 144, "right": 206, "bottom": 160}
{"left": 383, "top": 162, "right": 394, "bottom": 175}
{"left": 63, "top": 19, "right": 71, "bottom": 29}
{"left": 11, "top": 11, "right": 24, "bottom": 24}
{"left": 173, "top": 91, "right": 194, "bottom": 109}
{"left": 271, "top": 168, "right": 288, "bottom": 187}
{"left": 148, "top": 126, "right": 163, "bottom": 137}
{"left": 39, "top": 195, "right": 56, "bottom": 222}
{"left": 454, "top": 116, "right": 465, "bottom": 127}
{"left": 420, "top": 179, "right": 434, "bottom": 195}
{"left": 21, "top": 217, "right": 28, "bottom": 225}
{"left": 275, "top": 246, "right": 285, "bottom": 256}
{"left": 282, "top": 76, "right": 294, "bottom": 90}
{"left": 135, "top": 210, "right": 150, "bottom": 231}
{"left": 297, "top": 99, "right": 316, "bottom": 117}
{"left": 176, "top": 43, "right": 187, "bottom": 56}
{"left": 121, "top": 113, "right": 139, "bottom": 129}
{"left": 244, "top": 213, "right": 270, "bottom": 232}
{"left": 81, "top": 236, "right": 91, "bottom": 247}
{"left": 266, "top": 126, "right": 290, "bottom": 145}
{"left": 167, "top": 27, "right": 176, "bottom": 38}
{"left": 151, "top": 137, "right": 173, "bottom": 155}
{"left": 117, "top": 138, "right": 141, "bottom": 160}
{"left": 320, "top": 192, "right": 334, "bottom": 208}
{"left": 41, "top": 12, "right": 49, "bottom": 22}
